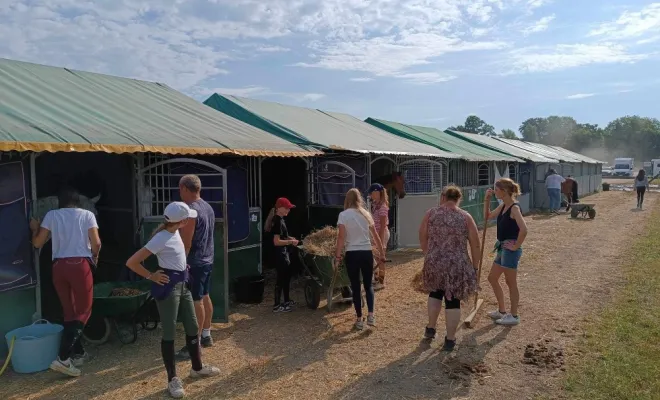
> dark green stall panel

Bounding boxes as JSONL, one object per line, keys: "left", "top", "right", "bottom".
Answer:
{"left": 140, "top": 218, "right": 228, "bottom": 322}
{"left": 0, "top": 287, "right": 36, "bottom": 359}
{"left": 460, "top": 185, "right": 500, "bottom": 227}
{"left": 228, "top": 209, "right": 262, "bottom": 289}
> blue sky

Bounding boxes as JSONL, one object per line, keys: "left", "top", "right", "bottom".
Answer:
{"left": 0, "top": 0, "right": 658, "bottom": 134}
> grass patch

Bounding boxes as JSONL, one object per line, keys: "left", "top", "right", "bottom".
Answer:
{"left": 564, "top": 206, "right": 660, "bottom": 399}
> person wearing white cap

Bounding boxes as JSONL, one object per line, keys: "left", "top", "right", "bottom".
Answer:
{"left": 125, "top": 201, "right": 220, "bottom": 398}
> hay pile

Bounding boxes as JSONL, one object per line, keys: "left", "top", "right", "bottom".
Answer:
{"left": 110, "top": 287, "right": 144, "bottom": 297}
{"left": 300, "top": 226, "right": 381, "bottom": 257}
{"left": 300, "top": 226, "right": 338, "bottom": 257}
{"left": 411, "top": 270, "right": 426, "bottom": 293}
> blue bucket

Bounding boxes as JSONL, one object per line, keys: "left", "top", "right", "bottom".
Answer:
{"left": 5, "top": 320, "right": 63, "bottom": 374}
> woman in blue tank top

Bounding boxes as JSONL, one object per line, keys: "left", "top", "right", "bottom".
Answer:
{"left": 483, "top": 178, "right": 528, "bottom": 326}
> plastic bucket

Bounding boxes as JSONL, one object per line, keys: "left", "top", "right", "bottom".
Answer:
{"left": 4, "top": 320, "right": 63, "bottom": 373}
{"left": 234, "top": 275, "right": 265, "bottom": 304}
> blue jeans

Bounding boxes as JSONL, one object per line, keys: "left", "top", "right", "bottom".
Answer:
{"left": 547, "top": 188, "right": 561, "bottom": 211}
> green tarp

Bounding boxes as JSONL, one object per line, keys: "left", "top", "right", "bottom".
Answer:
{"left": 204, "top": 94, "right": 458, "bottom": 157}
{"left": 365, "top": 118, "right": 521, "bottom": 162}
{"left": 0, "top": 58, "right": 319, "bottom": 157}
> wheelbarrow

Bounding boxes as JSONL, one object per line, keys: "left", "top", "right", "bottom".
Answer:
{"left": 297, "top": 247, "right": 358, "bottom": 312}
{"left": 82, "top": 280, "right": 158, "bottom": 345}
{"left": 570, "top": 203, "right": 596, "bottom": 219}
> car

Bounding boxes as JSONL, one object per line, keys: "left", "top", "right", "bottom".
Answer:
{"left": 602, "top": 166, "right": 613, "bottom": 177}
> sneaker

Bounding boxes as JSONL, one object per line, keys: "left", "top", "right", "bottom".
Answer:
{"left": 373, "top": 282, "right": 385, "bottom": 291}
{"left": 49, "top": 358, "right": 81, "bottom": 377}
{"left": 201, "top": 335, "right": 213, "bottom": 348}
{"left": 168, "top": 377, "right": 185, "bottom": 398}
{"left": 175, "top": 346, "right": 190, "bottom": 360}
{"left": 366, "top": 315, "right": 376, "bottom": 327}
{"left": 442, "top": 337, "right": 456, "bottom": 352}
{"left": 487, "top": 310, "right": 506, "bottom": 320}
{"left": 355, "top": 319, "right": 364, "bottom": 330}
{"left": 424, "top": 327, "right": 437, "bottom": 339}
{"left": 285, "top": 300, "right": 296, "bottom": 307}
{"left": 190, "top": 365, "right": 221, "bottom": 379}
{"left": 496, "top": 313, "right": 520, "bottom": 326}
{"left": 71, "top": 352, "right": 90, "bottom": 367}
{"left": 273, "top": 304, "right": 292, "bottom": 313}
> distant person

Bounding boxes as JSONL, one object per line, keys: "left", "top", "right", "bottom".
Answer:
{"left": 176, "top": 175, "right": 216, "bottom": 360}
{"left": 30, "top": 187, "right": 101, "bottom": 377}
{"left": 369, "top": 183, "right": 389, "bottom": 290}
{"left": 484, "top": 178, "right": 528, "bottom": 326}
{"left": 335, "top": 188, "right": 385, "bottom": 330}
{"left": 418, "top": 186, "right": 480, "bottom": 351}
{"left": 266, "top": 197, "right": 298, "bottom": 313}
{"left": 635, "top": 169, "right": 649, "bottom": 210}
{"left": 545, "top": 169, "right": 565, "bottom": 214}
{"left": 125, "top": 202, "right": 220, "bottom": 398}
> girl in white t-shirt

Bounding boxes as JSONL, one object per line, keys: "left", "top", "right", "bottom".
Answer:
{"left": 335, "top": 188, "right": 385, "bottom": 330}
{"left": 125, "top": 202, "right": 219, "bottom": 399}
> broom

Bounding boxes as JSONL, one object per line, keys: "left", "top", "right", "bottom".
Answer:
{"left": 463, "top": 212, "right": 489, "bottom": 329}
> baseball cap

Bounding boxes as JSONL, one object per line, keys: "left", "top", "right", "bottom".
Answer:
{"left": 275, "top": 197, "right": 295, "bottom": 209}
{"left": 164, "top": 201, "right": 198, "bottom": 223}
{"left": 368, "top": 183, "right": 385, "bottom": 193}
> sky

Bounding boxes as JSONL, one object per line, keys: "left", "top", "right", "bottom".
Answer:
{"left": 0, "top": 0, "right": 659, "bottom": 134}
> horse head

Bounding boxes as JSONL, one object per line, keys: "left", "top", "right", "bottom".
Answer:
{"left": 375, "top": 172, "right": 406, "bottom": 199}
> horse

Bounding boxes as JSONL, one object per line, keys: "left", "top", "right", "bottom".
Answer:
{"left": 373, "top": 171, "right": 406, "bottom": 199}
{"left": 31, "top": 193, "right": 101, "bottom": 221}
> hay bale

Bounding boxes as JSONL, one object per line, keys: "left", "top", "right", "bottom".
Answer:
{"left": 300, "top": 225, "right": 381, "bottom": 258}
{"left": 411, "top": 270, "right": 426, "bottom": 294}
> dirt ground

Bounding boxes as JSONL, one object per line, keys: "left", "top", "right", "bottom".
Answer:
{"left": 2, "top": 190, "right": 655, "bottom": 400}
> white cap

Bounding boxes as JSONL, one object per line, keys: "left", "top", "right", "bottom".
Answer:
{"left": 164, "top": 201, "right": 198, "bottom": 223}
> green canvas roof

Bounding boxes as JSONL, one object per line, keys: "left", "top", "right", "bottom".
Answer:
{"left": 204, "top": 94, "right": 458, "bottom": 157}
{"left": 0, "top": 58, "right": 319, "bottom": 157}
{"left": 443, "top": 130, "right": 557, "bottom": 163}
{"left": 365, "top": 118, "right": 521, "bottom": 162}
{"left": 497, "top": 138, "right": 600, "bottom": 164}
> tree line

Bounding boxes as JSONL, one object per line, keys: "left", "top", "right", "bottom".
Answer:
{"left": 448, "top": 115, "right": 660, "bottom": 163}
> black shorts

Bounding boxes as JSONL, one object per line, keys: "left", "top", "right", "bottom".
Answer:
{"left": 189, "top": 263, "right": 212, "bottom": 301}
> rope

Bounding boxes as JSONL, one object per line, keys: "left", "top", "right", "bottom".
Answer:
{"left": 0, "top": 336, "right": 15, "bottom": 377}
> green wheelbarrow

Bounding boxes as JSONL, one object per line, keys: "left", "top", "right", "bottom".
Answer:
{"left": 297, "top": 247, "right": 359, "bottom": 312}
{"left": 82, "top": 280, "right": 158, "bottom": 345}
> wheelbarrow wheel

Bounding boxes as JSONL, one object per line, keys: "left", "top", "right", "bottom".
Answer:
{"left": 83, "top": 315, "right": 111, "bottom": 345}
{"left": 114, "top": 320, "right": 138, "bottom": 345}
{"left": 341, "top": 286, "right": 352, "bottom": 299}
{"left": 571, "top": 208, "right": 579, "bottom": 219}
{"left": 588, "top": 209, "right": 596, "bottom": 219}
{"left": 304, "top": 279, "right": 321, "bottom": 310}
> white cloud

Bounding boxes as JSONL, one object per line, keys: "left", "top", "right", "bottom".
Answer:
{"left": 565, "top": 93, "right": 596, "bottom": 99}
{"left": 589, "top": 3, "right": 660, "bottom": 41}
{"left": 255, "top": 46, "right": 291, "bottom": 53}
{"left": 350, "top": 77, "right": 374, "bottom": 82}
{"left": 393, "top": 72, "right": 458, "bottom": 84}
{"left": 527, "top": 0, "right": 553, "bottom": 9}
{"left": 521, "top": 14, "right": 555, "bottom": 35}
{"left": 506, "top": 43, "right": 649, "bottom": 74}
{"left": 295, "top": 32, "right": 507, "bottom": 83}
{"left": 209, "top": 86, "right": 325, "bottom": 102}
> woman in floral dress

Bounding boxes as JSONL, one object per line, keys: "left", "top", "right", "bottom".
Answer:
{"left": 418, "top": 185, "right": 481, "bottom": 351}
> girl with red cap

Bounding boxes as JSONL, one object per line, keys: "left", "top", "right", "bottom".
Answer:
{"left": 265, "top": 197, "right": 299, "bottom": 313}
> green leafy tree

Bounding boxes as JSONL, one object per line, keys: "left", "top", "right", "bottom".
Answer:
{"left": 449, "top": 115, "right": 495, "bottom": 136}
{"left": 604, "top": 116, "right": 660, "bottom": 161}
{"left": 500, "top": 128, "right": 518, "bottom": 140}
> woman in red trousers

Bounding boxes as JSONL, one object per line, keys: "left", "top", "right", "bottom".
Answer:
{"left": 30, "top": 187, "right": 101, "bottom": 377}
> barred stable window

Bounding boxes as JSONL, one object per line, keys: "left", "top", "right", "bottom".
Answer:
{"left": 478, "top": 163, "right": 490, "bottom": 186}
{"left": 508, "top": 163, "right": 516, "bottom": 180}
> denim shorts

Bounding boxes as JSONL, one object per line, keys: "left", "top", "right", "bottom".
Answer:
{"left": 494, "top": 248, "right": 523, "bottom": 269}
{"left": 189, "top": 263, "right": 213, "bottom": 301}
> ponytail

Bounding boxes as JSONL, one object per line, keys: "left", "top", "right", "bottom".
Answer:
{"left": 264, "top": 207, "right": 276, "bottom": 233}
{"left": 150, "top": 221, "right": 177, "bottom": 239}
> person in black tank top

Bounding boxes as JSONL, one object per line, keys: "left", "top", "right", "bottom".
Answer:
{"left": 483, "top": 178, "right": 528, "bottom": 327}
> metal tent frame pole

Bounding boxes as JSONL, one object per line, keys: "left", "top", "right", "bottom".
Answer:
{"left": 30, "top": 152, "right": 42, "bottom": 321}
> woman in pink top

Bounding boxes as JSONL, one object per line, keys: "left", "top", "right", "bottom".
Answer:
{"left": 369, "top": 183, "right": 389, "bottom": 290}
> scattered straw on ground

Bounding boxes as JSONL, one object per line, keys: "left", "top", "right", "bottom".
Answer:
{"left": 2, "top": 191, "right": 655, "bottom": 400}
{"left": 110, "top": 288, "right": 143, "bottom": 297}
